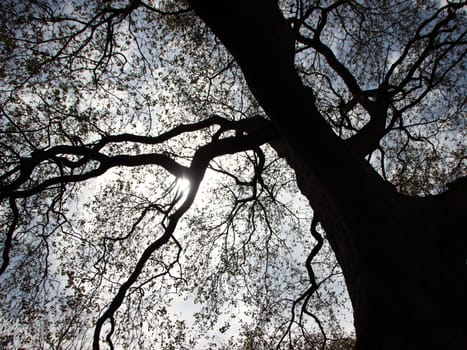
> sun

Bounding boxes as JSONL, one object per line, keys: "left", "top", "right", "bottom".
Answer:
{"left": 175, "top": 177, "right": 191, "bottom": 196}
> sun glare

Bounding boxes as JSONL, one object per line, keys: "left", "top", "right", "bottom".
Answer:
{"left": 175, "top": 177, "right": 191, "bottom": 195}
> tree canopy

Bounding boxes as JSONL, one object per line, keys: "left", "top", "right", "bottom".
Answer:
{"left": 0, "top": 0, "right": 466, "bottom": 349}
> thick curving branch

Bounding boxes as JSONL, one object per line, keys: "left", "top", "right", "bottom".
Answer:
{"left": 93, "top": 180, "right": 199, "bottom": 350}
{"left": 0, "top": 116, "right": 274, "bottom": 200}
{"left": 1, "top": 153, "right": 187, "bottom": 200}
{"left": 92, "top": 128, "right": 275, "bottom": 349}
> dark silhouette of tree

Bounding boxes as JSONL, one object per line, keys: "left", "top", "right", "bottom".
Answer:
{"left": 0, "top": 0, "right": 465, "bottom": 349}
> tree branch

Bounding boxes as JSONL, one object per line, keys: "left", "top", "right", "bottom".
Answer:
{"left": 0, "top": 198, "right": 19, "bottom": 276}
{"left": 92, "top": 129, "right": 275, "bottom": 349}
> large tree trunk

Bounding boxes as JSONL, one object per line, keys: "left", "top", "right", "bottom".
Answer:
{"left": 285, "top": 146, "right": 467, "bottom": 350}
{"left": 188, "top": 1, "right": 467, "bottom": 348}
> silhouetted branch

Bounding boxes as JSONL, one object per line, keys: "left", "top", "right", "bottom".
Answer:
{"left": 277, "top": 215, "right": 326, "bottom": 349}
{"left": 0, "top": 198, "right": 18, "bottom": 275}
{"left": 92, "top": 128, "right": 275, "bottom": 349}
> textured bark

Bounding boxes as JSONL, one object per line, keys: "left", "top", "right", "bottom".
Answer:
{"left": 188, "top": 1, "right": 467, "bottom": 348}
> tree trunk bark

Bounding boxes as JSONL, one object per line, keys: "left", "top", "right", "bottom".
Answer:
{"left": 353, "top": 185, "right": 467, "bottom": 350}
{"left": 286, "top": 145, "right": 467, "bottom": 350}
{"left": 187, "top": 1, "right": 467, "bottom": 348}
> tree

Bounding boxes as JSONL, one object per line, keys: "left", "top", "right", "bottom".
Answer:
{"left": 0, "top": 0, "right": 466, "bottom": 349}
